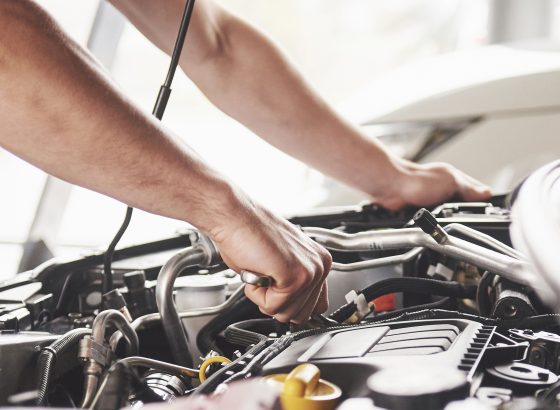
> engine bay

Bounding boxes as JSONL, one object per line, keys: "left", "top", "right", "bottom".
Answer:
{"left": 1, "top": 178, "right": 560, "bottom": 409}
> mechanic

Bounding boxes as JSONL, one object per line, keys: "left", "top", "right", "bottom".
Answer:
{"left": 0, "top": 0, "right": 491, "bottom": 324}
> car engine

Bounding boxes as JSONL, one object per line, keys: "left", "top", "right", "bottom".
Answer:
{"left": 1, "top": 161, "right": 559, "bottom": 410}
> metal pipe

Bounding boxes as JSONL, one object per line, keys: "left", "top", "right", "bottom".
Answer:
{"left": 304, "top": 227, "right": 536, "bottom": 287}
{"left": 81, "top": 310, "right": 139, "bottom": 408}
{"left": 91, "top": 310, "right": 139, "bottom": 355}
{"left": 117, "top": 356, "right": 198, "bottom": 378}
{"left": 134, "top": 284, "right": 245, "bottom": 332}
{"left": 305, "top": 226, "right": 429, "bottom": 252}
{"left": 331, "top": 248, "right": 423, "bottom": 272}
{"left": 156, "top": 246, "right": 207, "bottom": 368}
{"left": 443, "top": 223, "right": 525, "bottom": 260}
{"left": 81, "top": 374, "right": 100, "bottom": 409}
{"left": 155, "top": 234, "right": 219, "bottom": 368}
{"left": 111, "top": 282, "right": 246, "bottom": 349}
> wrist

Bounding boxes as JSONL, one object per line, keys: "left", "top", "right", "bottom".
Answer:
{"left": 365, "top": 155, "right": 410, "bottom": 209}
{"left": 195, "top": 177, "right": 258, "bottom": 244}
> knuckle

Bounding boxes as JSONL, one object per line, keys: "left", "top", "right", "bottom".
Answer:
{"left": 315, "top": 299, "right": 328, "bottom": 314}
{"left": 296, "top": 266, "right": 314, "bottom": 287}
{"left": 264, "top": 305, "right": 280, "bottom": 316}
{"left": 258, "top": 307, "right": 272, "bottom": 317}
{"left": 274, "top": 313, "right": 291, "bottom": 324}
{"left": 321, "top": 251, "right": 333, "bottom": 271}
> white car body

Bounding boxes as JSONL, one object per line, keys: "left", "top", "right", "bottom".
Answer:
{"left": 325, "top": 44, "right": 560, "bottom": 205}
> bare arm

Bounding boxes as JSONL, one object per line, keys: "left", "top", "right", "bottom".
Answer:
{"left": 0, "top": 0, "right": 331, "bottom": 323}
{"left": 0, "top": 0, "right": 233, "bottom": 233}
{"left": 110, "top": 0, "right": 491, "bottom": 209}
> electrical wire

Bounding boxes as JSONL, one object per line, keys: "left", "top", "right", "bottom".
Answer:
{"left": 329, "top": 277, "right": 477, "bottom": 323}
{"left": 102, "top": 206, "right": 133, "bottom": 294}
{"left": 101, "top": 0, "right": 196, "bottom": 295}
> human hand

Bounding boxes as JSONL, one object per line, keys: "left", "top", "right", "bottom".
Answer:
{"left": 371, "top": 159, "right": 492, "bottom": 210}
{"left": 208, "top": 190, "right": 332, "bottom": 323}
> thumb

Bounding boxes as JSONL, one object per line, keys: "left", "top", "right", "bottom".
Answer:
{"left": 460, "top": 183, "right": 492, "bottom": 201}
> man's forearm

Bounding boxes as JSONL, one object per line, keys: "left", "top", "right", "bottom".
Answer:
{"left": 0, "top": 0, "right": 240, "bottom": 234}
{"left": 110, "top": 0, "right": 401, "bottom": 201}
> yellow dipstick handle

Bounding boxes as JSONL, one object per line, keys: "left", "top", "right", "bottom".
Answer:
{"left": 283, "top": 364, "right": 321, "bottom": 397}
{"left": 199, "top": 356, "right": 232, "bottom": 383}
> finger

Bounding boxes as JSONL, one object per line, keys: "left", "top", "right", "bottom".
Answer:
{"left": 244, "top": 284, "right": 271, "bottom": 313}
{"left": 277, "top": 255, "right": 330, "bottom": 323}
{"left": 296, "top": 250, "right": 332, "bottom": 321}
{"left": 312, "top": 281, "right": 329, "bottom": 315}
{"left": 458, "top": 179, "right": 492, "bottom": 201}
{"left": 244, "top": 280, "right": 307, "bottom": 318}
{"left": 279, "top": 277, "right": 324, "bottom": 323}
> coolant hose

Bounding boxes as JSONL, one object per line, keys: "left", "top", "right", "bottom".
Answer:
{"left": 90, "top": 362, "right": 134, "bottom": 410}
{"left": 330, "top": 277, "right": 477, "bottom": 322}
{"left": 81, "top": 310, "right": 139, "bottom": 408}
{"left": 374, "top": 308, "right": 560, "bottom": 330}
{"left": 225, "top": 318, "right": 275, "bottom": 347}
{"left": 196, "top": 295, "right": 261, "bottom": 355}
{"left": 370, "top": 297, "right": 456, "bottom": 322}
{"left": 156, "top": 240, "right": 218, "bottom": 367}
{"left": 36, "top": 328, "right": 92, "bottom": 405}
{"left": 92, "top": 309, "right": 139, "bottom": 356}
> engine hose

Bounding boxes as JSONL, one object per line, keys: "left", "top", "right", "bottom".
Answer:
{"left": 476, "top": 271, "right": 496, "bottom": 317}
{"left": 370, "top": 297, "right": 456, "bottom": 322}
{"left": 36, "top": 328, "right": 92, "bottom": 405}
{"left": 221, "top": 336, "right": 294, "bottom": 385}
{"left": 370, "top": 308, "right": 560, "bottom": 331}
{"left": 224, "top": 319, "right": 275, "bottom": 347}
{"left": 498, "top": 314, "right": 560, "bottom": 331}
{"left": 194, "top": 340, "right": 270, "bottom": 396}
{"left": 196, "top": 296, "right": 261, "bottom": 355}
{"left": 90, "top": 362, "right": 135, "bottom": 410}
{"left": 329, "top": 277, "right": 477, "bottom": 322}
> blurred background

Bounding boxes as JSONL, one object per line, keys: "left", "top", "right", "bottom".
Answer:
{"left": 1, "top": 0, "right": 559, "bottom": 277}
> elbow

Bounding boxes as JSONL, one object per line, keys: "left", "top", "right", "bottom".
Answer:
{"left": 181, "top": 2, "right": 234, "bottom": 71}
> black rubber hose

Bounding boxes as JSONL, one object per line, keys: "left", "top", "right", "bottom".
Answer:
{"left": 329, "top": 277, "right": 477, "bottom": 322}
{"left": 36, "top": 328, "right": 92, "bottom": 405}
{"left": 369, "top": 297, "right": 456, "bottom": 322}
{"left": 371, "top": 308, "right": 560, "bottom": 331}
{"left": 90, "top": 362, "right": 135, "bottom": 410}
{"left": 221, "top": 337, "right": 293, "bottom": 385}
{"left": 225, "top": 319, "right": 274, "bottom": 347}
{"left": 476, "top": 271, "right": 496, "bottom": 317}
{"left": 196, "top": 296, "right": 261, "bottom": 355}
{"left": 499, "top": 314, "right": 560, "bottom": 331}
{"left": 103, "top": 206, "right": 133, "bottom": 294}
{"left": 194, "top": 340, "right": 270, "bottom": 396}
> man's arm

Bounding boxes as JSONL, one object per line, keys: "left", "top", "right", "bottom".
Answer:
{"left": 110, "top": 0, "right": 491, "bottom": 209}
{"left": 0, "top": 0, "right": 331, "bottom": 323}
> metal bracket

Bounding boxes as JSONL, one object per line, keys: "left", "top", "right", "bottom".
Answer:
{"left": 189, "top": 231, "right": 221, "bottom": 267}
{"left": 78, "top": 336, "right": 114, "bottom": 368}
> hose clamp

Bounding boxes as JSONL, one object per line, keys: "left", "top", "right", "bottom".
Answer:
{"left": 78, "top": 336, "right": 114, "bottom": 367}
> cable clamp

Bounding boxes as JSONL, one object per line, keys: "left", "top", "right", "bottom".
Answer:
{"left": 40, "top": 346, "right": 59, "bottom": 363}
{"left": 345, "top": 291, "right": 369, "bottom": 317}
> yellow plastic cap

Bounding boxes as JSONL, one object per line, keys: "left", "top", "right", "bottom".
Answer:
{"left": 265, "top": 364, "right": 342, "bottom": 410}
